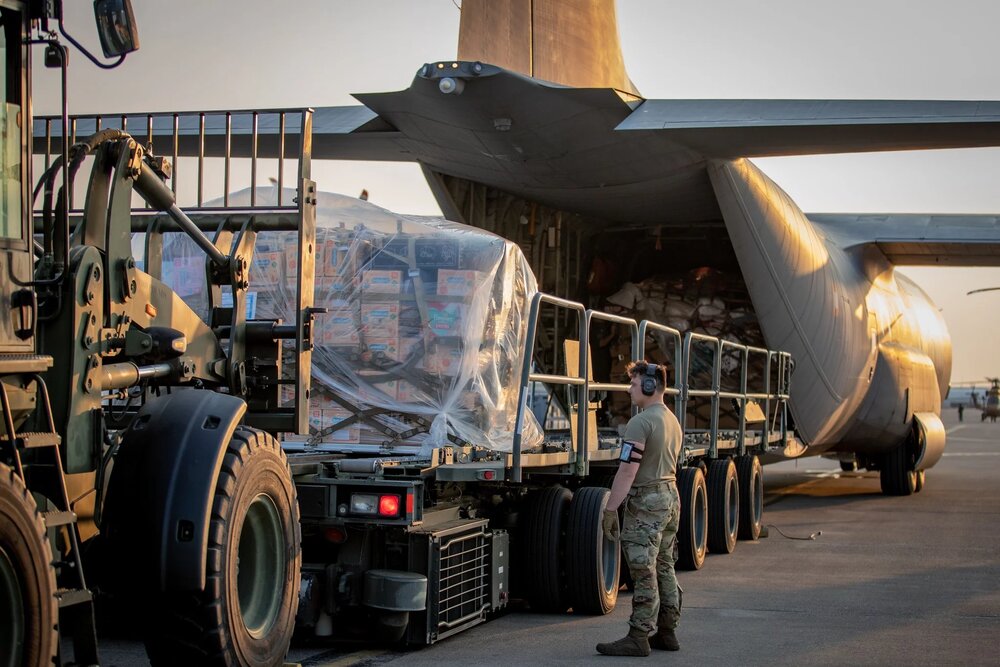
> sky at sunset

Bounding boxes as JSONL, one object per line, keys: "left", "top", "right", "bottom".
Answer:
{"left": 31, "top": 0, "right": 1000, "bottom": 385}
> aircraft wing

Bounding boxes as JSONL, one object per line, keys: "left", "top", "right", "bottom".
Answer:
{"left": 616, "top": 99, "right": 1000, "bottom": 157}
{"left": 809, "top": 214, "right": 1000, "bottom": 266}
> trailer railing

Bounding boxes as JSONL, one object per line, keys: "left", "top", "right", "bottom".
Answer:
{"left": 512, "top": 292, "right": 795, "bottom": 481}
{"left": 512, "top": 293, "right": 587, "bottom": 482}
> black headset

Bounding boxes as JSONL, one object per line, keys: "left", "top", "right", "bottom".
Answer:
{"left": 641, "top": 363, "right": 661, "bottom": 396}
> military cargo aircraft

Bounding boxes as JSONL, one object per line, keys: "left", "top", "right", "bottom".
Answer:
{"left": 77, "top": 1, "right": 1000, "bottom": 496}
{"left": 296, "top": 0, "right": 1000, "bottom": 496}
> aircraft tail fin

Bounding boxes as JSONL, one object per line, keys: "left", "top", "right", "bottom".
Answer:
{"left": 457, "top": 0, "right": 640, "bottom": 95}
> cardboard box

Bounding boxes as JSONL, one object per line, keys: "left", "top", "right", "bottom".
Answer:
{"left": 361, "top": 269, "right": 402, "bottom": 294}
{"left": 361, "top": 303, "right": 400, "bottom": 337}
{"left": 398, "top": 335, "right": 424, "bottom": 364}
{"left": 322, "top": 240, "right": 355, "bottom": 278}
{"left": 308, "top": 409, "right": 324, "bottom": 432}
{"left": 284, "top": 244, "right": 299, "bottom": 278}
{"left": 365, "top": 337, "right": 400, "bottom": 362}
{"left": 358, "top": 370, "right": 399, "bottom": 403}
{"left": 317, "top": 276, "right": 352, "bottom": 303}
{"left": 280, "top": 383, "right": 296, "bottom": 407}
{"left": 253, "top": 252, "right": 283, "bottom": 287}
{"left": 424, "top": 343, "right": 465, "bottom": 375}
{"left": 426, "top": 301, "right": 468, "bottom": 337}
{"left": 321, "top": 407, "right": 361, "bottom": 442}
{"left": 396, "top": 380, "right": 425, "bottom": 403}
{"left": 320, "top": 309, "right": 361, "bottom": 346}
{"left": 437, "top": 269, "right": 483, "bottom": 297}
{"left": 163, "top": 256, "right": 204, "bottom": 297}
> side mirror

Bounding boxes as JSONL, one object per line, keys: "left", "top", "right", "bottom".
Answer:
{"left": 93, "top": 0, "right": 140, "bottom": 58}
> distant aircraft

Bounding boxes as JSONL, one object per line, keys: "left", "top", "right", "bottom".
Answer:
{"left": 952, "top": 378, "right": 1000, "bottom": 421}
{"left": 82, "top": 1, "right": 1000, "bottom": 495}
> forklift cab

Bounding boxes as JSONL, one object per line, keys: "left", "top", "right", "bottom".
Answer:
{"left": 0, "top": 3, "right": 33, "bottom": 357}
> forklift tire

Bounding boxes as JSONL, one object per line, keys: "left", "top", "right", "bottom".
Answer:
{"left": 676, "top": 467, "right": 707, "bottom": 571}
{"left": 706, "top": 458, "right": 739, "bottom": 554}
{"left": 736, "top": 455, "right": 763, "bottom": 541}
{"left": 521, "top": 487, "right": 571, "bottom": 613}
{"left": 144, "top": 428, "right": 301, "bottom": 667}
{"left": 566, "top": 487, "right": 619, "bottom": 615}
{"left": 0, "top": 463, "right": 58, "bottom": 667}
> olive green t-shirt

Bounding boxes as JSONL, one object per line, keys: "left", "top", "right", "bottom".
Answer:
{"left": 622, "top": 403, "right": 682, "bottom": 485}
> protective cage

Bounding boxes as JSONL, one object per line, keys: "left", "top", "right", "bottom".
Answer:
{"left": 406, "top": 519, "right": 508, "bottom": 645}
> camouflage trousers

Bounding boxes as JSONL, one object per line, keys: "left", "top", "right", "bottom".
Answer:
{"left": 621, "top": 480, "right": 681, "bottom": 633}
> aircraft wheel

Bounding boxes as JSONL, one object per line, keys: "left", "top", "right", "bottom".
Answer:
{"left": 144, "top": 427, "right": 301, "bottom": 666}
{"left": 707, "top": 459, "right": 739, "bottom": 554}
{"left": 521, "top": 487, "right": 571, "bottom": 612}
{"left": 736, "top": 455, "right": 763, "bottom": 540}
{"left": 0, "top": 464, "right": 58, "bottom": 667}
{"left": 879, "top": 440, "right": 916, "bottom": 496}
{"left": 839, "top": 460, "right": 858, "bottom": 472}
{"left": 676, "top": 467, "right": 707, "bottom": 570}
{"left": 914, "top": 470, "right": 926, "bottom": 493}
{"left": 566, "top": 487, "right": 619, "bottom": 615}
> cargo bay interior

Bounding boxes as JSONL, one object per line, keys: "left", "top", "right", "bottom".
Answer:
{"left": 429, "top": 173, "right": 772, "bottom": 432}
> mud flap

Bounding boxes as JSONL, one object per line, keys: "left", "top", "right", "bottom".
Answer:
{"left": 104, "top": 390, "right": 246, "bottom": 592}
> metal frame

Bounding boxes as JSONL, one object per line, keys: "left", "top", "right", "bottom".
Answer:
{"left": 512, "top": 291, "right": 795, "bottom": 481}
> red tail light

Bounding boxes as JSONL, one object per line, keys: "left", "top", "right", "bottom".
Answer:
{"left": 378, "top": 494, "right": 400, "bottom": 517}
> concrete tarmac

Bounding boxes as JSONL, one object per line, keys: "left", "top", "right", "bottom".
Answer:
{"left": 97, "top": 409, "right": 1000, "bottom": 665}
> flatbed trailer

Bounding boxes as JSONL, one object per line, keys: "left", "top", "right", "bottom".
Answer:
{"left": 30, "top": 106, "right": 798, "bottom": 651}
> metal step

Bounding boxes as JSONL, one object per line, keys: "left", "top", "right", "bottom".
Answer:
{"left": 42, "top": 510, "right": 77, "bottom": 528}
{"left": 0, "top": 431, "right": 61, "bottom": 449}
{"left": 0, "top": 354, "right": 54, "bottom": 374}
{"left": 56, "top": 587, "right": 93, "bottom": 609}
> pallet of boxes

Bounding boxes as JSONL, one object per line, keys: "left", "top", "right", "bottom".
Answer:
{"left": 273, "top": 192, "right": 542, "bottom": 454}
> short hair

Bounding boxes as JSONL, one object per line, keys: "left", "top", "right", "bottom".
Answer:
{"left": 626, "top": 360, "right": 666, "bottom": 389}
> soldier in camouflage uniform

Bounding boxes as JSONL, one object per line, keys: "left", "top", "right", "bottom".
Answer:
{"left": 597, "top": 361, "right": 683, "bottom": 657}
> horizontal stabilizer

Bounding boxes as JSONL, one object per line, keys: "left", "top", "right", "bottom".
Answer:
{"left": 618, "top": 100, "right": 1000, "bottom": 156}
{"left": 810, "top": 214, "right": 1000, "bottom": 266}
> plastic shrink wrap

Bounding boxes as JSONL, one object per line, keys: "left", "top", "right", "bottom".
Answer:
{"left": 154, "top": 189, "right": 543, "bottom": 454}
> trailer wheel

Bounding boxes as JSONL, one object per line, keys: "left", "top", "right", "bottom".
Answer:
{"left": 736, "top": 455, "right": 763, "bottom": 541}
{"left": 521, "top": 487, "right": 571, "bottom": 612}
{"left": 144, "top": 428, "right": 301, "bottom": 667}
{"left": 0, "top": 463, "right": 58, "bottom": 667}
{"left": 879, "top": 439, "right": 916, "bottom": 496}
{"left": 566, "top": 487, "right": 619, "bottom": 615}
{"left": 706, "top": 458, "right": 739, "bottom": 554}
{"left": 676, "top": 467, "right": 707, "bottom": 570}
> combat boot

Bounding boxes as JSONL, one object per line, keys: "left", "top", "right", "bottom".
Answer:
{"left": 596, "top": 626, "right": 651, "bottom": 656}
{"left": 648, "top": 627, "right": 679, "bottom": 651}
{"left": 648, "top": 609, "right": 680, "bottom": 651}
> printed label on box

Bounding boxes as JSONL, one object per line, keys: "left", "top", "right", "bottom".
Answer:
{"left": 437, "top": 269, "right": 483, "bottom": 297}
{"left": 361, "top": 303, "right": 400, "bottom": 336}
{"left": 365, "top": 337, "right": 400, "bottom": 361}
{"left": 253, "top": 252, "right": 283, "bottom": 287}
{"left": 427, "top": 301, "right": 468, "bottom": 336}
{"left": 361, "top": 270, "right": 402, "bottom": 293}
